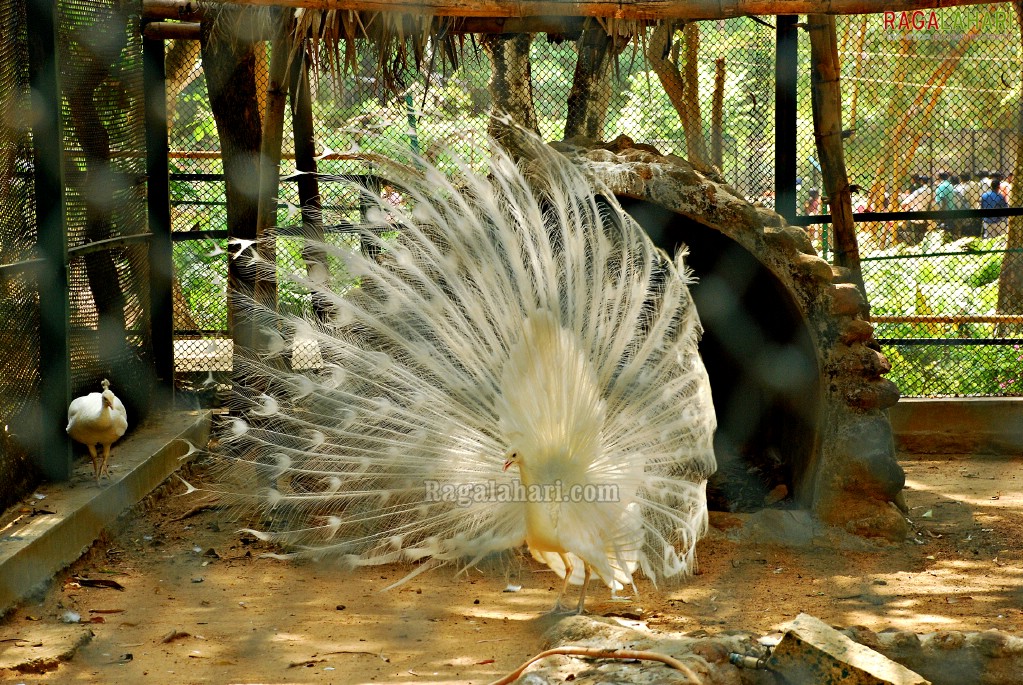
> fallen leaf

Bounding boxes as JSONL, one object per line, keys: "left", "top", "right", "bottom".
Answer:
{"left": 73, "top": 576, "right": 125, "bottom": 591}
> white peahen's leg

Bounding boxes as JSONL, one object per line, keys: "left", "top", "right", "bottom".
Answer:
{"left": 575, "top": 564, "right": 591, "bottom": 615}
{"left": 87, "top": 444, "right": 99, "bottom": 482}
{"left": 100, "top": 443, "right": 111, "bottom": 480}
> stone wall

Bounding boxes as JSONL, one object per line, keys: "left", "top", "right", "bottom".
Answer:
{"left": 553, "top": 136, "right": 906, "bottom": 540}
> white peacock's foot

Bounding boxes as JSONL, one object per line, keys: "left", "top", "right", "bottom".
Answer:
{"left": 546, "top": 601, "right": 582, "bottom": 616}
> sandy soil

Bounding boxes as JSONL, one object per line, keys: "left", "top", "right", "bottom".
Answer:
{"left": 1, "top": 452, "right": 1021, "bottom": 684}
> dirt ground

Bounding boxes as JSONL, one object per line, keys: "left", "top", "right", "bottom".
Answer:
{"left": 1, "top": 451, "right": 1021, "bottom": 684}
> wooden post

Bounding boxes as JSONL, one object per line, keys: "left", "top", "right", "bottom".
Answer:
{"left": 807, "top": 14, "right": 865, "bottom": 302}
{"left": 26, "top": 0, "right": 72, "bottom": 480}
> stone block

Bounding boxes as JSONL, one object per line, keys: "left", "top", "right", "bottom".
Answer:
{"left": 768, "top": 614, "right": 929, "bottom": 685}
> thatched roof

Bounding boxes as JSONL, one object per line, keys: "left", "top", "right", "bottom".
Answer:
{"left": 152, "top": 0, "right": 1006, "bottom": 93}
{"left": 204, "top": 0, "right": 1001, "bottom": 20}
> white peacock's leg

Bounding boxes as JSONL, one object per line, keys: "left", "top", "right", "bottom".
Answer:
{"left": 551, "top": 553, "right": 574, "bottom": 614}
{"left": 575, "top": 564, "right": 591, "bottom": 614}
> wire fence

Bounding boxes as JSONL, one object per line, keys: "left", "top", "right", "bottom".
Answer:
{"left": 166, "top": 9, "right": 1023, "bottom": 400}
{"left": 4, "top": 7, "right": 1023, "bottom": 507}
{"left": 0, "top": 0, "right": 154, "bottom": 506}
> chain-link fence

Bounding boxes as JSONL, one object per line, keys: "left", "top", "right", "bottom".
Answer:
{"left": 165, "top": 11, "right": 1023, "bottom": 400}
{"left": 0, "top": 0, "right": 41, "bottom": 510}
{"left": 3, "top": 7, "right": 1022, "bottom": 500}
{"left": 805, "top": 8, "right": 1023, "bottom": 397}
{"left": 0, "top": 0, "right": 155, "bottom": 502}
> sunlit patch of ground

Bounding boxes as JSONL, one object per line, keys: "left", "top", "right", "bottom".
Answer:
{"left": 1, "top": 452, "right": 1020, "bottom": 684}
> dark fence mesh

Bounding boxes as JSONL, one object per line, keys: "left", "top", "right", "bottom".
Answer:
{"left": 0, "top": 0, "right": 41, "bottom": 509}
{"left": 59, "top": 0, "right": 154, "bottom": 419}
{"left": 159, "top": 13, "right": 1020, "bottom": 399}
{"left": 0, "top": 0, "right": 152, "bottom": 496}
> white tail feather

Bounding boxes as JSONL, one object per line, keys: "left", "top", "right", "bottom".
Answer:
{"left": 216, "top": 128, "right": 716, "bottom": 607}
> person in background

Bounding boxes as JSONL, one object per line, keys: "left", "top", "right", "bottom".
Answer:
{"left": 933, "top": 171, "right": 954, "bottom": 232}
{"left": 1000, "top": 172, "right": 1013, "bottom": 204}
{"left": 981, "top": 177, "right": 1009, "bottom": 237}
{"left": 957, "top": 172, "right": 980, "bottom": 209}
{"left": 804, "top": 188, "right": 821, "bottom": 215}
{"left": 804, "top": 188, "right": 822, "bottom": 246}
{"left": 979, "top": 170, "right": 992, "bottom": 194}
{"left": 934, "top": 171, "right": 954, "bottom": 210}
{"left": 900, "top": 175, "right": 932, "bottom": 243}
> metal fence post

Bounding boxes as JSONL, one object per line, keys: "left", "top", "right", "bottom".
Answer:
{"left": 775, "top": 15, "right": 798, "bottom": 225}
{"left": 26, "top": 0, "right": 71, "bottom": 480}
{"left": 144, "top": 33, "right": 174, "bottom": 401}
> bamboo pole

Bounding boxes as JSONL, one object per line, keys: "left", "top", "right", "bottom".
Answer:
{"left": 143, "top": 21, "right": 200, "bottom": 40}
{"left": 204, "top": 0, "right": 1006, "bottom": 20}
{"left": 807, "top": 14, "right": 864, "bottom": 300}
{"left": 646, "top": 22, "right": 710, "bottom": 170}
{"left": 143, "top": 2, "right": 594, "bottom": 35}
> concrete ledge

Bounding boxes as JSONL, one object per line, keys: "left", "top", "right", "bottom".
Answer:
{"left": 889, "top": 398, "right": 1023, "bottom": 455}
{"left": 0, "top": 410, "right": 211, "bottom": 617}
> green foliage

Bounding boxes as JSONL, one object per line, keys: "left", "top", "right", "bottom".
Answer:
{"left": 862, "top": 231, "right": 1020, "bottom": 396}
{"left": 166, "top": 13, "right": 1022, "bottom": 397}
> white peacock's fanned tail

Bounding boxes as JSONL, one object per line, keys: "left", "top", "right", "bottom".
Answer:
{"left": 218, "top": 128, "right": 717, "bottom": 595}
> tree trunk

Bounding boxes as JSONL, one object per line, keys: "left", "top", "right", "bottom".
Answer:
{"left": 256, "top": 34, "right": 291, "bottom": 315}
{"left": 711, "top": 57, "right": 725, "bottom": 169}
{"left": 845, "top": 15, "right": 868, "bottom": 137}
{"left": 289, "top": 41, "right": 330, "bottom": 324}
{"left": 200, "top": 13, "right": 264, "bottom": 359}
{"left": 645, "top": 21, "right": 710, "bottom": 170}
{"left": 564, "top": 24, "right": 626, "bottom": 140}
{"left": 997, "top": 1, "right": 1023, "bottom": 329}
{"left": 482, "top": 33, "right": 538, "bottom": 153}
{"left": 865, "top": 35, "right": 913, "bottom": 248}
{"left": 808, "top": 14, "right": 865, "bottom": 301}
{"left": 165, "top": 39, "right": 202, "bottom": 126}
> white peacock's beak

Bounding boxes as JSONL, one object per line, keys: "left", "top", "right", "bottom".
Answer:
{"left": 503, "top": 460, "right": 512, "bottom": 471}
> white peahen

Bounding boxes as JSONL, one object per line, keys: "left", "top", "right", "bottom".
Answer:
{"left": 67, "top": 379, "right": 128, "bottom": 482}
{"left": 220, "top": 130, "right": 717, "bottom": 613}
